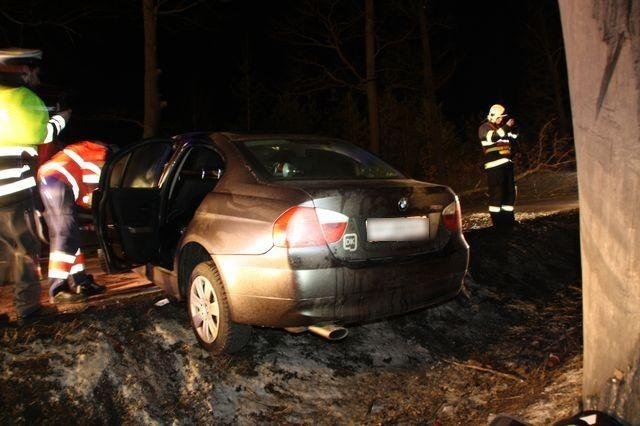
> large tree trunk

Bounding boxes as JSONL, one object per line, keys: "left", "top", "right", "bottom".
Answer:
{"left": 559, "top": 0, "right": 640, "bottom": 421}
{"left": 364, "top": 0, "right": 380, "bottom": 155}
{"left": 142, "top": 0, "right": 160, "bottom": 138}
{"left": 418, "top": 0, "right": 446, "bottom": 181}
{"left": 242, "top": 32, "right": 252, "bottom": 132}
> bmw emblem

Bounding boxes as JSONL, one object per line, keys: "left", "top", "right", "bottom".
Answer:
{"left": 398, "top": 197, "right": 408, "bottom": 211}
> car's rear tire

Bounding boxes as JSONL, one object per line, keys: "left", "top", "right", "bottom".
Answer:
{"left": 187, "top": 261, "right": 251, "bottom": 354}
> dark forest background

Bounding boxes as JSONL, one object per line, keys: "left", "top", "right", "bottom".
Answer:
{"left": 0, "top": 0, "right": 574, "bottom": 191}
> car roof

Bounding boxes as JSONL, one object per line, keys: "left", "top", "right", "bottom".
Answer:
{"left": 216, "top": 132, "right": 340, "bottom": 143}
{"left": 171, "top": 132, "right": 343, "bottom": 151}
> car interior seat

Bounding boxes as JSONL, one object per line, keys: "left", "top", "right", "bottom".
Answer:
{"left": 163, "top": 147, "right": 223, "bottom": 247}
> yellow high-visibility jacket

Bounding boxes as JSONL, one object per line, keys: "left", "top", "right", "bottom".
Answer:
{"left": 0, "top": 85, "right": 48, "bottom": 146}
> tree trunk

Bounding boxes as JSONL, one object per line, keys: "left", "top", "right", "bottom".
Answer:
{"left": 559, "top": 0, "right": 640, "bottom": 421}
{"left": 243, "top": 33, "right": 252, "bottom": 132}
{"left": 418, "top": 0, "right": 446, "bottom": 181}
{"left": 364, "top": 0, "right": 380, "bottom": 155}
{"left": 142, "top": 0, "right": 160, "bottom": 138}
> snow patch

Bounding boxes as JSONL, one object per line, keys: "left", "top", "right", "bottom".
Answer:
{"left": 48, "top": 335, "right": 115, "bottom": 399}
{"left": 152, "top": 320, "right": 195, "bottom": 349}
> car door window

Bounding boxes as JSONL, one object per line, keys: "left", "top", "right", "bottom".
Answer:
{"left": 167, "top": 146, "right": 224, "bottom": 220}
{"left": 178, "top": 146, "right": 224, "bottom": 180}
{"left": 108, "top": 152, "right": 130, "bottom": 188}
{"left": 118, "top": 143, "right": 173, "bottom": 188}
{"left": 159, "top": 146, "right": 224, "bottom": 264}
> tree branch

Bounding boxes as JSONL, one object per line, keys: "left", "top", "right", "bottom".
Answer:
{"left": 158, "top": 0, "right": 203, "bottom": 16}
{"left": 375, "top": 23, "right": 416, "bottom": 58}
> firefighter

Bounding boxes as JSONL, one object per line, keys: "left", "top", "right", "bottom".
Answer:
{"left": 0, "top": 48, "right": 72, "bottom": 320}
{"left": 37, "top": 141, "right": 111, "bottom": 303}
{"left": 478, "top": 104, "right": 519, "bottom": 228}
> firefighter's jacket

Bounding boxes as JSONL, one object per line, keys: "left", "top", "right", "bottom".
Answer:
{"left": 0, "top": 84, "right": 68, "bottom": 205}
{"left": 37, "top": 141, "right": 108, "bottom": 209}
{"left": 478, "top": 120, "right": 519, "bottom": 169}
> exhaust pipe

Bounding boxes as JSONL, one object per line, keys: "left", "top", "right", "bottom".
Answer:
{"left": 308, "top": 324, "right": 348, "bottom": 341}
{"left": 284, "top": 324, "right": 349, "bottom": 341}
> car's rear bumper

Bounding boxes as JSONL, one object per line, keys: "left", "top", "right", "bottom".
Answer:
{"left": 215, "top": 238, "right": 469, "bottom": 328}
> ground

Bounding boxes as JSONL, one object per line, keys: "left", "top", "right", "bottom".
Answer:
{"left": 0, "top": 172, "right": 583, "bottom": 424}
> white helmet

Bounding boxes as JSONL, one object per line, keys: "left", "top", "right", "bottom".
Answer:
{"left": 487, "top": 104, "right": 506, "bottom": 123}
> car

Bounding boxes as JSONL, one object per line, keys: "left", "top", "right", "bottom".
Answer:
{"left": 94, "top": 132, "right": 469, "bottom": 354}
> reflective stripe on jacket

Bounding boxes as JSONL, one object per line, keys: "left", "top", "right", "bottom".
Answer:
{"left": 37, "top": 141, "right": 108, "bottom": 207}
{"left": 478, "top": 120, "right": 519, "bottom": 169}
{"left": 0, "top": 146, "right": 38, "bottom": 200}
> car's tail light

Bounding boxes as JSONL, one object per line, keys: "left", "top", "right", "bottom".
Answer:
{"left": 442, "top": 198, "right": 462, "bottom": 232}
{"left": 273, "top": 206, "right": 348, "bottom": 247}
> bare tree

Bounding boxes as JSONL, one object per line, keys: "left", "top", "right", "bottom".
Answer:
{"left": 241, "top": 33, "right": 252, "bottom": 131}
{"left": 364, "top": 0, "right": 380, "bottom": 154}
{"left": 515, "top": 118, "right": 575, "bottom": 180}
{"left": 142, "top": 0, "right": 160, "bottom": 137}
{"left": 141, "top": 0, "right": 206, "bottom": 138}
{"left": 522, "top": 2, "right": 572, "bottom": 138}
{"left": 417, "top": 0, "right": 446, "bottom": 180}
{"left": 282, "top": 0, "right": 386, "bottom": 152}
{"left": 0, "top": 1, "right": 97, "bottom": 45}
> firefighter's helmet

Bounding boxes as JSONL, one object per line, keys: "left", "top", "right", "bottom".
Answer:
{"left": 487, "top": 104, "right": 506, "bottom": 123}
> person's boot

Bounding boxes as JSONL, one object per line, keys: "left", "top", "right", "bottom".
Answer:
{"left": 490, "top": 212, "right": 501, "bottom": 228}
{"left": 498, "top": 211, "right": 516, "bottom": 234}
{"left": 15, "top": 304, "right": 43, "bottom": 326}
{"left": 70, "top": 272, "right": 106, "bottom": 296}
{"left": 49, "top": 278, "right": 86, "bottom": 304}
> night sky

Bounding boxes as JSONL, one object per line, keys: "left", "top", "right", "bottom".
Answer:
{"left": 0, "top": 0, "right": 567, "bottom": 151}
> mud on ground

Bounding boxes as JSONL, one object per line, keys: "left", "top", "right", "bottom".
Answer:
{"left": 0, "top": 211, "right": 582, "bottom": 425}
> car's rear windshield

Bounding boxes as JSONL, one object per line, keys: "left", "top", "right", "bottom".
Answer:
{"left": 238, "top": 139, "right": 404, "bottom": 180}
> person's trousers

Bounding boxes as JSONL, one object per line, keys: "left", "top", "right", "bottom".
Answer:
{"left": 39, "top": 176, "right": 81, "bottom": 296}
{"left": 0, "top": 196, "right": 41, "bottom": 317}
{"left": 486, "top": 162, "right": 516, "bottom": 226}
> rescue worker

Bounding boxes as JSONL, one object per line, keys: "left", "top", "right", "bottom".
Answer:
{"left": 478, "top": 104, "right": 519, "bottom": 227}
{"left": 37, "top": 141, "right": 111, "bottom": 303}
{"left": 0, "top": 48, "right": 71, "bottom": 320}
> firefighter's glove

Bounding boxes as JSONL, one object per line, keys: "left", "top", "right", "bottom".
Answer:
{"left": 20, "top": 151, "right": 37, "bottom": 170}
{"left": 80, "top": 193, "right": 92, "bottom": 209}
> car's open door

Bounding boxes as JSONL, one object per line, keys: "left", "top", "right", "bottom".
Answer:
{"left": 93, "top": 139, "right": 175, "bottom": 272}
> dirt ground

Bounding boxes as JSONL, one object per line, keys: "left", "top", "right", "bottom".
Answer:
{"left": 0, "top": 204, "right": 583, "bottom": 424}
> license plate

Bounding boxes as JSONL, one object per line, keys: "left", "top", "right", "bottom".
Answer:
{"left": 366, "top": 217, "right": 429, "bottom": 242}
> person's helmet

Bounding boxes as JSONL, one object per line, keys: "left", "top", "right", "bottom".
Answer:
{"left": 487, "top": 104, "right": 506, "bottom": 123}
{"left": 0, "top": 48, "right": 42, "bottom": 72}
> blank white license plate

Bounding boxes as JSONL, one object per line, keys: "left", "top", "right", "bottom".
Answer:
{"left": 366, "top": 217, "right": 429, "bottom": 242}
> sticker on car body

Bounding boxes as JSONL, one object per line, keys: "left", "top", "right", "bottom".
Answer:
{"left": 343, "top": 233, "right": 358, "bottom": 251}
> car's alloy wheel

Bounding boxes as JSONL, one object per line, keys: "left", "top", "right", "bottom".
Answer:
{"left": 189, "top": 274, "right": 220, "bottom": 343}
{"left": 187, "top": 261, "right": 251, "bottom": 354}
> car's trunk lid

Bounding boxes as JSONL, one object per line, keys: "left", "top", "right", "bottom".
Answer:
{"left": 278, "top": 179, "right": 457, "bottom": 262}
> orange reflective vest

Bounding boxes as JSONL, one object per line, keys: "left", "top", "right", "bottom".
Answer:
{"left": 37, "top": 141, "right": 108, "bottom": 208}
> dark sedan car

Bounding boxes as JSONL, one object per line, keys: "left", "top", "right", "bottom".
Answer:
{"left": 94, "top": 132, "right": 469, "bottom": 354}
